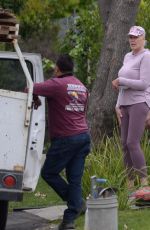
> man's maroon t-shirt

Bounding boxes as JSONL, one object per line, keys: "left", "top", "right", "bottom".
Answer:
{"left": 33, "top": 75, "right": 89, "bottom": 139}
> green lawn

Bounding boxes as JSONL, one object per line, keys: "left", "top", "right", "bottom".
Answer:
{"left": 10, "top": 177, "right": 150, "bottom": 229}
{"left": 76, "top": 209, "right": 150, "bottom": 230}
{"left": 119, "top": 209, "right": 150, "bottom": 230}
{"left": 9, "top": 177, "right": 63, "bottom": 211}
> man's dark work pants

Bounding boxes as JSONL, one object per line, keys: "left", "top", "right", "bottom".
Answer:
{"left": 41, "top": 132, "right": 91, "bottom": 222}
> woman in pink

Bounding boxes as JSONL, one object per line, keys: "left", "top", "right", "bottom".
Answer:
{"left": 112, "top": 26, "right": 150, "bottom": 190}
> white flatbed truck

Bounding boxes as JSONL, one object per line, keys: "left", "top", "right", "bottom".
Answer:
{"left": 0, "top": 9, "right": 45, "bottom": 230}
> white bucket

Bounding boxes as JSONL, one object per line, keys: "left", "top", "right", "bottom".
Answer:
{"left": 84, "top": 195, "right": 118, "bottom": 230}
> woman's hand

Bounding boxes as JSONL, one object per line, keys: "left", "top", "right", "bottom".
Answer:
{"left": 115, "top": 107, "right": 122, "bottom": 126}
{"left": 145, "top": 110, "right": 150, "bottom": 129}
{"left": 112, "top": 79, "right": 119, "bottom": 90}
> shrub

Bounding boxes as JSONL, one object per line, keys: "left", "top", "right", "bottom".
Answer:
{"left": 82, "top": 128, "right": 150, "bottom": 210}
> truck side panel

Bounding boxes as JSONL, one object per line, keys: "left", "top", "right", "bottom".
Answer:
{"left": 0, "top": 90, "right": 28, "bottom": 171}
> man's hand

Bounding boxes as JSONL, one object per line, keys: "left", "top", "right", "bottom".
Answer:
{"left": 33, "top": 95, "right": 42, "bottom": 110}
{"left": 115, "top": 107, "right": 122, "bottom": 126}
{"left": 112, "top": 79, "right": 119, "bottom": 90}
{"left": 25, "top": 88, "right": 41, "bottom": 109}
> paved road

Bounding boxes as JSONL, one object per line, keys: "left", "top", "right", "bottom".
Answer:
{"left": 6, "top": 205, "right": 66, "bottom": 230}
{"left": 6, "top": 211, "right": 50, "bottom": 230}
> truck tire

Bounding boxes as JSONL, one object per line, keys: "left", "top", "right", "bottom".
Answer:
{"left": 0, "top": 200, "right": 8, "bottom": 230}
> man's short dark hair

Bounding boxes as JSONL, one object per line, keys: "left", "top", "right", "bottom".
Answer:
{"left": 56, "top": 54, "right": 74, "bottom": 73}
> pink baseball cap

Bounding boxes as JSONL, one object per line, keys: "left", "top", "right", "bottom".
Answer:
{"left": 128, "top": 26, "right": 145, "bottom": 37}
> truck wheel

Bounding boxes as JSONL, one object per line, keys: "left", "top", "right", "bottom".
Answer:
{"left": 0, "top": 200, "right": 8, "bottom": 230}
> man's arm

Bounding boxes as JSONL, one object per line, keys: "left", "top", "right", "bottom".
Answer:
{"left": 33, "top": 79, "right": 56, "bottom": 97}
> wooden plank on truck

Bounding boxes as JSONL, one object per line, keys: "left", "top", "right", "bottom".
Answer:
{"left": 0, "top": 8, "right": 19, "bottom": 42}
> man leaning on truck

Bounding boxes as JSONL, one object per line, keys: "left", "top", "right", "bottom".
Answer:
{"left": 32, "top": 54, "right": 91, "bottom": 230}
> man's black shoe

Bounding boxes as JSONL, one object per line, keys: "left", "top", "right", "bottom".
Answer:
{"left": 58, "top": 221, "right": 75, "bottom": 230}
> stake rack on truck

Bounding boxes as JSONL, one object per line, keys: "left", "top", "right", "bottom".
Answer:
{"left": 0, "top": 9, "right": 45, "bottom": 230}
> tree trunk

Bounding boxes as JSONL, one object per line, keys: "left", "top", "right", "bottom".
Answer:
{"left": 88, "top": 0, "right": 141, "bottom": 144}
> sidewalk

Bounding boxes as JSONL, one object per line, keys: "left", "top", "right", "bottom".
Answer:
{"left": 25, "top": 205, "right": 67, "bottom": 221}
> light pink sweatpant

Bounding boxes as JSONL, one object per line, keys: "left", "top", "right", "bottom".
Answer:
{"left": 120, "top": 102, "right": 149, "bottom": 179}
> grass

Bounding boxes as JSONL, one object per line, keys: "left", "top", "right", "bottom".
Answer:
{"left": 9, "top": 128, "right": 150, "bottom": 229}
{"left": 10, "top": 177, "right": 150, "bottom": 230}
{"left": 119, "top": 209, "right": 150, "bottom": 230}
{"left": 82, "top": 129, "right": 150, "bottom": 210}
{"left": 9, "top": 177, "right": 63, "bottom": 211}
